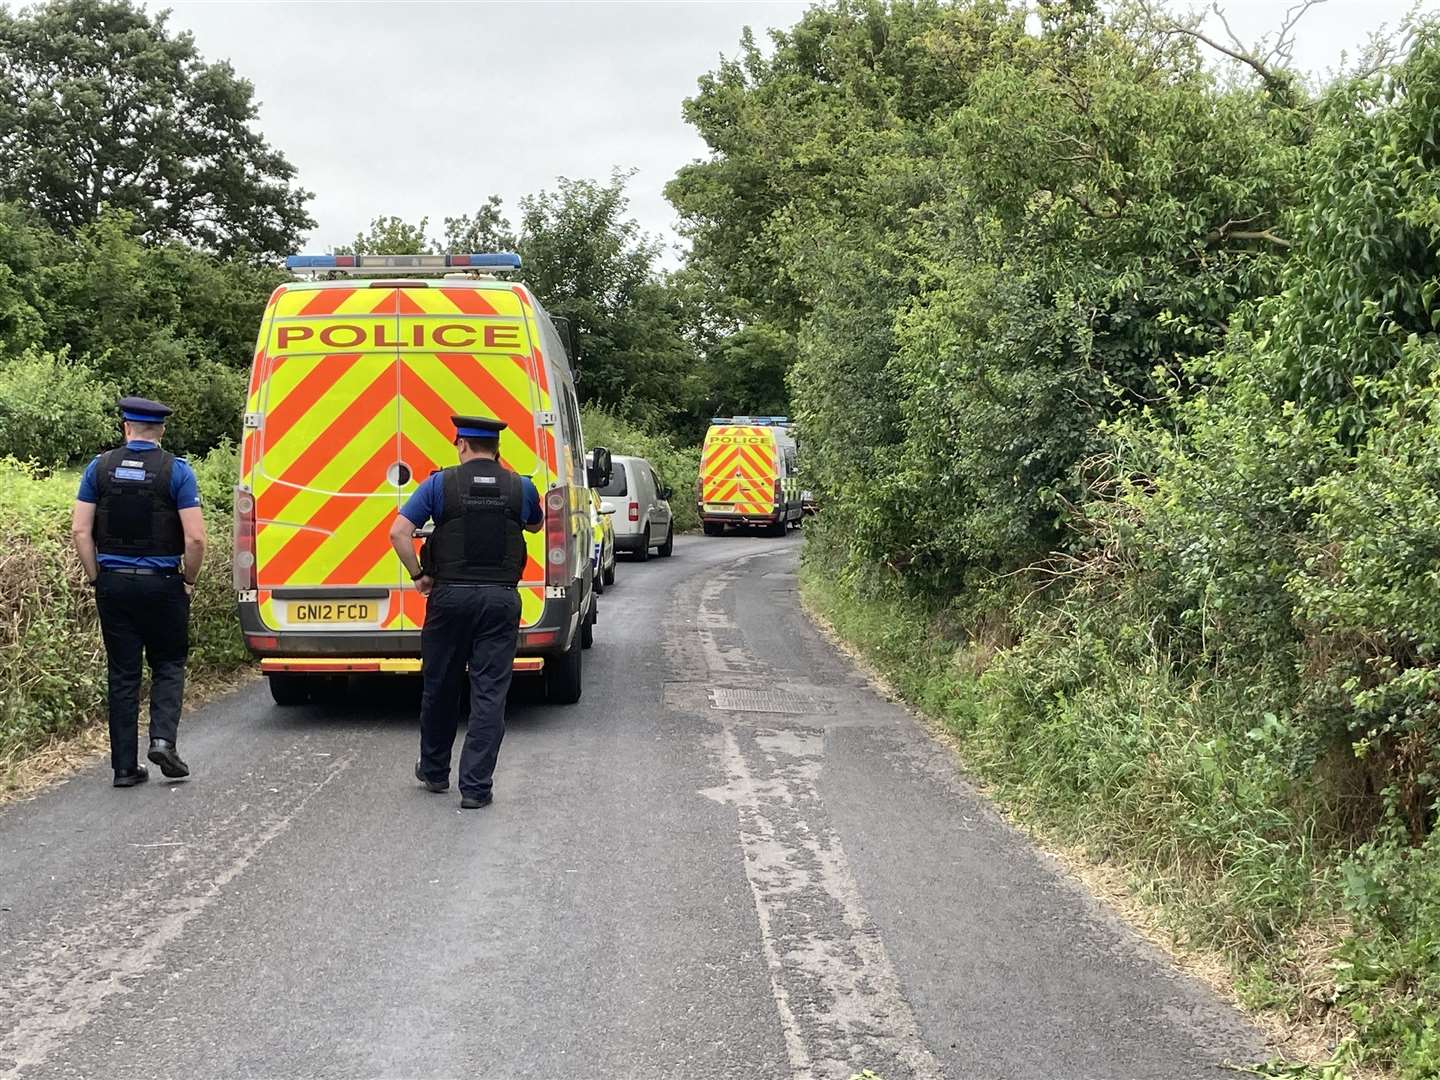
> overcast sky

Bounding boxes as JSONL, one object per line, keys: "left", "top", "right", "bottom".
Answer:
{"left": 160, "top": 0, "right": 1428, "bottom": 259}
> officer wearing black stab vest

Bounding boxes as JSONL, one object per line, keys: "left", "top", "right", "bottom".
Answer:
{"left": 71, "top": 397, "right": 207, "bottom": 787}
{"left": 388, "top": 415, "right": 543, "bottom": 809}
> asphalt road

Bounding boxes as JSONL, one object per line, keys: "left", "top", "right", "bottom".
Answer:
{"left": 0, "top": 534, "right": 1265, "bottom": 1080}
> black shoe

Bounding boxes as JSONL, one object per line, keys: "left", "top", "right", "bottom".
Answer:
{"left": 460, "top": 792, "right": 493, "bottom": 810}
{"left": 113, "top": 766, "right": 149, "bottom": 788}
{"left": 415, "top": 761, "right": 448, "bottom": 794}
{"left": 147, "top": 739, "right": 189, "bottom": 779}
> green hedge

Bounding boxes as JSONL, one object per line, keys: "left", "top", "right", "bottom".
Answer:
{"left": 0, "top": 349, "right": 118, "bottom": 467}
{"left": 581, "top": 405, "right": 701, "bottom": 531}
{"left": 0, "top": 446, "right": 246, "bottom": 768}
{"left": 804, "top": 564, "right": 1440, "bottom": 1079}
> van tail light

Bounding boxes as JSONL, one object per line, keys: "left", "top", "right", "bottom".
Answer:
{"left": 628, "top": 501, "right": 639, "bottom": 522}
{"left": 773, "top": 478, "right": 783, "bottom": 506}
{"left": 545, "top": 487, "right": 569, "bottom": 586}
{"left": 233, "top": 486, "right": 257, "bottom": 590}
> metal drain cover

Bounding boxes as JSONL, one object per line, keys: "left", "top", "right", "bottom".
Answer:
{"left": 707, "top": 688, "right": 821, "bottom": 714}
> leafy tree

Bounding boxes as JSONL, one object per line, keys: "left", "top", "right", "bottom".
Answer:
{"left": 334, "top": 215, "right": 436, "bottom": 256}
{"left": 0, "top": 0, "right": 313, "bottom": 258}
{"left": 337, "top": 198, "right": 517, "bottom": 257}
{"left": 516, "top": 172, "right": 700, "bottom": 424}
{"left": 443, "top": 196, "right": 516, "bottom": 254}
{"left": 0, "top": 204, "right": 283, "bottom": 456}
{"left": 326, "top": 179, "right": 703, "bottom": 429}
{"left": 673, "top": 0, "right": 1306, "bottom": 582}
{"left": 0, "top": 347, "right": 116, "bottom": 466}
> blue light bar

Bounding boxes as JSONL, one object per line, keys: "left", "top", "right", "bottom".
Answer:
{"left": 710, "top": 415, "right": 791, "bottom": 426}
{"left": 285, "top": 253, "right": 522, "bottom": 272}
{"left": 288, "top": 255, "right": 348, "bottom": 268}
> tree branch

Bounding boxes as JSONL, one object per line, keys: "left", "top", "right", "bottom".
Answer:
{"left": 1137, "top": 0, "right": 1322, "bottom": 98}
{"left": 1205, "top": 221, "right": 1293, "bottom": 248}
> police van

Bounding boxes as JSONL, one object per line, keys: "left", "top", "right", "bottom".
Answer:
{"left": 697, "top": 416, "right": 803, "bottom": 536}
{"left": 233, "top": 253, "right": 610, "bottom": 706}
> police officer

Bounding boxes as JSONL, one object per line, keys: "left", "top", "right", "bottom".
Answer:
{"left": 388, "top": 415, "right": 543, "bottom": 809}
{"left": 70, "top": 397, "right": 207, "bottom": 787}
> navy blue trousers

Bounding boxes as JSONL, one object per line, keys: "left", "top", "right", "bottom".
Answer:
{"left": 417, "top": 584, "right": 521, "bottom": 797}
{"left": 94, "top": 571, "right": 189, "bottom": 773}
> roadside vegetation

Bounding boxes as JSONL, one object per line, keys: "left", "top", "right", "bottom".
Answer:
{"left": 670, "top": 2, "right": 1440, "bottom": 1074}
{"left": 580, "top": 405, "right": 702, "bottom": 532}
{"left": 3, "top": 0, "right": 1438, "bottom": 1072}
{"left": 0, "top": 447, "right": 246, "bottom": 789}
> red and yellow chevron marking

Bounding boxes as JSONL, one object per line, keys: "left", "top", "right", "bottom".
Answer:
{"left": 241, "top": 281, "right": 554, "bottom": 634}
{"left": 700, "top": 426, "right": 779, "bottom": 517}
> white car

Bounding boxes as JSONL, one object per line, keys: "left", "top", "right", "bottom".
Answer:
{"left": 597, "top": 454, "right": 674, "bottom": 560}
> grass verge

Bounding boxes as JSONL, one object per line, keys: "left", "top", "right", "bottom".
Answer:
{"left": 801, "top": 565, "right": 1437, "bottom": 1080}
{"left": 0, "top": 448, "right": 253, "bottom": 800}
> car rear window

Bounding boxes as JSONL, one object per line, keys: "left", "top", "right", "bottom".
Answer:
{"left": 599, "top": 462, "right": 627, "bottom": 497}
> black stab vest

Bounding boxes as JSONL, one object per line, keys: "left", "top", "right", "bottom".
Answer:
{"left": 424, "top": 458, "right": 527, "bottom": 585}
{"left": 92, "top": 446, "right": 185, "bottom": 559}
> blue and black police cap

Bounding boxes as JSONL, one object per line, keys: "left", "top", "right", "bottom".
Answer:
{"left": 118, "top": 396, "right": 173, "bottom": 423}
{"left": 452, "top": 415, "right": 507, "bottom": 440}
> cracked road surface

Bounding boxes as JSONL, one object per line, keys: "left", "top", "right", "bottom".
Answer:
{"left": 0, "top": 535, "right": 1264, "bottom": 1079}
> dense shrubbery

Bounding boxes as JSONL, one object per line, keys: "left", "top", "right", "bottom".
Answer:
{"left": 677, "top": 1, "right": 1440, "bottom": 1071}
{"left": 0, "top": 447, "right": 246, "bottom": 772}
{"left": 0, "top": 202, "right": 282, "bottom": 463}
{"left": 581, "top": 404, "right": 701, "bottom": 531}
{"left": 0, "top": 348, "right": 117, "bottom": 465}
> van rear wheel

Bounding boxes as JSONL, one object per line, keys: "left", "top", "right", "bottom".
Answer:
{"left": 544, "top": 636, "right": 583, "bottom": 704}
{"left": 633, "top": 534, "right": 650, "bottom": 562}
{"left": 658, "top": 526, "right": 674, "bottom": 557}
{"left": 581, "top": 597, "right": 596, "bottom": 650}
{"left": 268, "top": 674, "right": 311, "bottom": 706}
{"left": 703, "top": 523, "right": 723, "bottom": 537}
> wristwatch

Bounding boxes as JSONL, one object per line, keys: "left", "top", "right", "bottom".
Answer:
{"left": 411, "top": 568, "right": 429, "bottom": 581}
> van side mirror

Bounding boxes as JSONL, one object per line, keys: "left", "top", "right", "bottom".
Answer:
{"left": 586, "top": 447, "right": 612, "bottom": 489}
{"left": 659, "top": 485, "right": 673, "bottom": 500}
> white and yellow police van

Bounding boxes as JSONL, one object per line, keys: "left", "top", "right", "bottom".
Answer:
{"left": 697, "top": 417, "right": 803, "bottom": 536}
{"left": 233, "top": 253, "right": 610, "bottom": 705}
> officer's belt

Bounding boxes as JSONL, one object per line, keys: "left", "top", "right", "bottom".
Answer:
{"left": 431, "top": 582, "right": 516, "bottom": 589}
{"left": 99, "top": 566, "right": 179, "bottom": 577}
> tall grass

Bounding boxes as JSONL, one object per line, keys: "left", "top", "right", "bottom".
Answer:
{"left": 802, "top": 562, "right": 1440, "bottom": 1079}
{"left": 0, "top": 445, "right": 247, "bottom": 768}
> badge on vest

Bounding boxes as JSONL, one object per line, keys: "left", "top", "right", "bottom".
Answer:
{"left": 122, "top": 459, "right": 145, "bottom": 468}
{"left": 472, "top": 476, "right": 498, "bottom": 484}
{"left": 114, "top": 467, "right": 148, "bottom": 481}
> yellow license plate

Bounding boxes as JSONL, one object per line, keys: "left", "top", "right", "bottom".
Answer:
{"left": 705, "top": 502, "right": 734, "bottom": 512}
{"left": 288, "top": 600, "right": 377, "bottom": 624}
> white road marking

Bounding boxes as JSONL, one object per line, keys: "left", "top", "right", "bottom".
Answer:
{"left": 690, "top": 554, "right": 944, "bottom": 1080}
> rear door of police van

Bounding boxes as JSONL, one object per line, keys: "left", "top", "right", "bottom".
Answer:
{"left": 392, "top": 282, "right": 553, "bottom": 633}
{"left": 246, "top": 284, "right": 405, "bottom": 637}
{"left": 703, "top": 426, "right": 777, "bottom": 519}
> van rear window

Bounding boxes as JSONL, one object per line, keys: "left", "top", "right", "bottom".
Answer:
{"left": 599, "top": 463, "right": 627, "bottom": 497}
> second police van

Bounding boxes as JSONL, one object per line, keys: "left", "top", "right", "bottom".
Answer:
{"left": 697, "top": 416, "right": 803, "bottom": 536}
{"left": 233, "top": 253, "right": 612, "bottom": 706}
